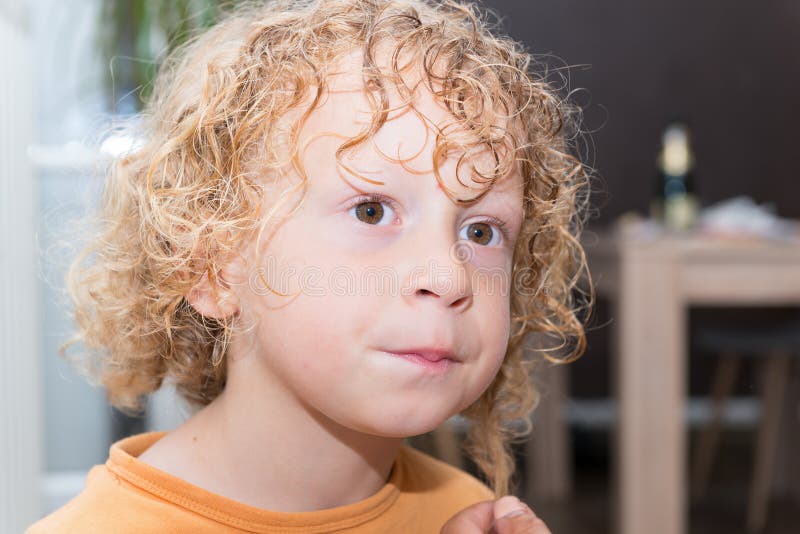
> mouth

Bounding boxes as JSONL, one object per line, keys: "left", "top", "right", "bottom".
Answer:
{"left": 382, "top": 347, "right": 461, "bottom": 363}
{"left": 380, "top": 347, "right": 461, "bottom": 373}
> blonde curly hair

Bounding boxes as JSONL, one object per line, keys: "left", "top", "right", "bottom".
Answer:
{"left": 64, "top": 0, "right": 594, "bottom": 498}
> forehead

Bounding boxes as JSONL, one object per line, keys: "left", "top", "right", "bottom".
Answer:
{"left": 291, "top": 48, "right": 523, "bottom": 201}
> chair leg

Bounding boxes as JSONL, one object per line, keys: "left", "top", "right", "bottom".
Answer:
{"left": 525, "top": 361, "right": 571, "bottom": 502}
{"left": 772, "top": 357, "right": 800, "bottom": 503}
{"left": 432, "top": 419, "right": 464, "bottom": 470}
{"left": 691, "top": 351, "right": 741, "bottom": 501}
{"left": 747, "top": 351, "right": 791, "bottom": 533}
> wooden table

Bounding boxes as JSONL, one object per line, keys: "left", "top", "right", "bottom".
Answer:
{"left": 584, "top": 224, "right": 800, "bottom": 534}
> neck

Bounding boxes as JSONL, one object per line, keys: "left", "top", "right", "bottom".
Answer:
{"left": 177, "top": 352, "right": 403, "bottom": 512}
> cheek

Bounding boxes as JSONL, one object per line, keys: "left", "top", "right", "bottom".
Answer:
{"left": 246, "top": 301, "right": 349, "bottom": 413}
{"left": 475, "top": 293, "right": 513, "bottom": 376}
{"left": 257, "top": 288, "right": 370, "bottom": 368}
{"left": 472, "top": 265, "right": 513, "bottom": 338}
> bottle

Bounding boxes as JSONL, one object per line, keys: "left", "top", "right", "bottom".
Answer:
{"left": 650, "top": 122, "right": 699, "bottom": 231}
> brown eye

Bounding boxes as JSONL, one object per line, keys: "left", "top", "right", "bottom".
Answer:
{"left": 466, "top": 222, "right": 493, "bottom": 245}
{"left": 354, "top": 201, "right": 385, "bottom": 225}
{"left": 459, "top": 220, "right": 504, "bottom": 247}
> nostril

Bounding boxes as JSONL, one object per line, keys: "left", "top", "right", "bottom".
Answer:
{"left": 451, "top": 294, "right": 471, "bottom": 309}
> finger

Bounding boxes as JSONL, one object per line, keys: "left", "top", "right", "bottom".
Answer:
{"left": 492, "top": 512, "right": 552, "bottom": 534}
{"left": 440, "top": 499, "right": 495, "bottom": 534}
{"left": 492, "top": 496, "right": 526, "bottom": 522}
{"left": 490, "top": 498, "right": 552, "bottom": 534}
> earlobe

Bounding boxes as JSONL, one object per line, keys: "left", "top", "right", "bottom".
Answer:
{"left": 186, "top": 266, "right": 241, "bottom": 320}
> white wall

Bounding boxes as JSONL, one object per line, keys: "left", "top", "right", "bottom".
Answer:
{"left": 30, "top": 0, "right": 111, "bottom": 479}
{"left": 1, "top": 0, "right": 121, "bottom": 526}
{"left": 0, "top": 5, "right": 41, "bottom": 532}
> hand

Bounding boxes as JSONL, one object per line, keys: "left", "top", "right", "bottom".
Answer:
{"left": 440, "top": 495, "right": 552, "bottom": 534}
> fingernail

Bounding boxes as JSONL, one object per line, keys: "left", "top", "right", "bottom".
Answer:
{"left": 495, "top": 496, "right": 525, "bottom": 519}
{"left": 501, "top": 509, "right": 526, "bottom": 519}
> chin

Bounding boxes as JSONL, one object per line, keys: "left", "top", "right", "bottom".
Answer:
{"left": 344, "top": 405, "right": 459, "bottom": 439}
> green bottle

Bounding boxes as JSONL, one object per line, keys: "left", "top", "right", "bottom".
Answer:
{"left": 650, "top": 122, "right": 699, "bottom": 231}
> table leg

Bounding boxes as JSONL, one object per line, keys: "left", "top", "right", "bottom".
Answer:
{"left": 614, "top": 246, "right": 687, "bottom": 534}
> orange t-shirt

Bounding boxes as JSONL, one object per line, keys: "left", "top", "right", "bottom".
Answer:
{"left": 26, "top": 431, "right": 496, "bottom": 533}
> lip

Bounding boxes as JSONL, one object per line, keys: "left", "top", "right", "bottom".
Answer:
{"left": 381, "top": 348, "right": 460, "bottom": 373}
{"left": 384, "top": 347, "right": 461, "bottom": 363}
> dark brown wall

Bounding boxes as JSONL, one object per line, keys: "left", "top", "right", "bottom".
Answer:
{"left": 487, "top": 0, "right": 800, "bottom": 225}
{"left": 480, "top": 1, "right": 800, "bottom": 398}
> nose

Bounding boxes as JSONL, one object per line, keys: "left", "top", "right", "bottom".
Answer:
{"left": 401, "top": 221, "right": 474, "bottom": 312}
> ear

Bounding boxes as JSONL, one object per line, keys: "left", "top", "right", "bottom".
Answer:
{"left": 186, "top": 256, "right": 247, "bottom": 320}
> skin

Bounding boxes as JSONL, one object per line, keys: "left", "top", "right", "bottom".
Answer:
{"left": 138, "top": 50, "right": 537, "bottom": 529}
{"left": 442, "top": 496, "right": 552, "bottom": 534}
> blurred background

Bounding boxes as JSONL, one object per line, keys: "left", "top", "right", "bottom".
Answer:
{"left": 1, "top": 1, "right": 799, "bottom": 533}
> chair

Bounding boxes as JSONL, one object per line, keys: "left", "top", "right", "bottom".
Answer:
{"left": 690, "top": 312, "right": 800, "bottom": 533}
{"left": 431, "top": 417, "right": 466, "bottom": 470}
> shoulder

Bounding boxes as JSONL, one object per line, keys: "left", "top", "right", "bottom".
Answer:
{"left": 24, "top": 465, "right": 175, "bottom": 534}
{"left": 397, "top": 445, "right": 496, "bottom": 502}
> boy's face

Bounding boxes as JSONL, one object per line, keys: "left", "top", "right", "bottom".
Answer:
{"left": 232, "top": 52, "right": 524, "bottom": 438}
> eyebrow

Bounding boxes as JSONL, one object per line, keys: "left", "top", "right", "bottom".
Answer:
{"left": 336, "top": 151, "right": 523, "bottom": 207}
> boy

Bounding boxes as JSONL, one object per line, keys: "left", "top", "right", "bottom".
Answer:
{"left": 29, "top": 0, "right": 589, "bottom": 531}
